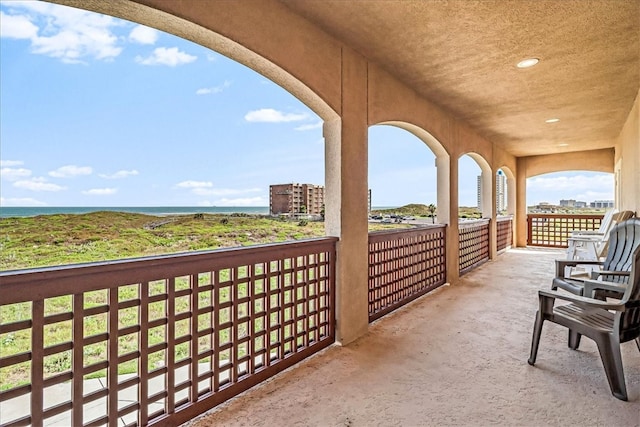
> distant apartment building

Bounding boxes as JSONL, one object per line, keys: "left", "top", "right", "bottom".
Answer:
{"left": 560, "top": 199, "right": 587, "bottom": 208}
{"left": 477, "top": 171, "right": 507, "bottom": 212}
{"left": 269, "top": 183, "right": 325, "bottom": 216}
{"left": 590, "top": 200, "right": 614, "bottom": 208}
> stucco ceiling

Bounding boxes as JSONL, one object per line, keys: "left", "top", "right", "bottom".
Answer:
{"left": 280, "top": 0, "right": 639, "bottom": 158}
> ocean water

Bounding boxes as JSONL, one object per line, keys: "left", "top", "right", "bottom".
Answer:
{"left": 0, "top": 206, "right": 270, "bottom": 219}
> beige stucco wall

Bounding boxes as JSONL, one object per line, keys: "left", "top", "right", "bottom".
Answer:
{"left": 615, "top": 90, "right": 640, "bottom": 216}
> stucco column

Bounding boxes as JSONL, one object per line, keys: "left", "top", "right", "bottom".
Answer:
{"left": 489, "top": 171, "right": 498, "bottom": 259}
{"left": 436, "top": 155, "right": 450, "bottom": 225}
{"left": 515, "top": 158, "right": 528, "bottom": 247}
{"left": 324, "top": 48, "right": 369, "bottom": 345}
{"left": 447, "top": 157, "right": 460, "bottom": 284}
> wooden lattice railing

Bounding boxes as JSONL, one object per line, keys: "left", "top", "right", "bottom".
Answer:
{"left": 0, "top": 238, "right": 336, "bottom": 427}
{"left": 496, "top": 216, "right": 513, "bottom": 252}
{"left": 459, "top": 219, "right": 490, "bottom": 274}
{"left": 527, "top": 214, "right": 603, "bottom": 247}
{"left": 368, "top": 226, "right": 447, "bottom": 322}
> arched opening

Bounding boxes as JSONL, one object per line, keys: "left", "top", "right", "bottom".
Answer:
{"left": 369, "top": 121, "right": 449, "bottom": 224}
{"left": 497, "top": 166, "right": 516, "bottom": 217}
{"left": 1, "top": 1, "right": 340, "bottom": 267}
{"left": 368, "top": 124, "right": 437, "bottom": 225}
{"left": 458, "top": 153, "right": 491, "bottom": 219}
{"left": 526, "top": 171, "right": 615, "bottom": 212}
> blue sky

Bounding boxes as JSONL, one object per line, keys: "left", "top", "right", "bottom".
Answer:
{"left": 0, "top": 1, "right": 614, "bottom": 208}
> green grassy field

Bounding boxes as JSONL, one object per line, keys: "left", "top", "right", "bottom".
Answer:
{"left": 0, "top": 211, "right": 412, "bottom": 390}
{"left": 0, "top": 211, "right": 412, "bottom": 271}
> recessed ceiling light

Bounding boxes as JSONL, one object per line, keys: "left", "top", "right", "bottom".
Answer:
{"left": 517, "top": 58, "right": 539, "bottom": 68}
{"left": 558, "top": 143, "right": 569, "bottom": 147}
{"left": 545, "top": 118, "right": 560, "bottom": 123}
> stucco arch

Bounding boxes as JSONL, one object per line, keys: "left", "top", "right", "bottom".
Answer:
{"left": 522, "top": 148, "right": 614, "bottom": 178}
{"left": 372, "top": 121, "right": 451, "bottom": 223}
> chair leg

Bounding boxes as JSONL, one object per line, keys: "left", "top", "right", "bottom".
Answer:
{"left": 594, "top": 335, "right": 627, "bottom": 401}
{"left": 568, "top": 329, "right": 581, "bottom": 350}
{"left": 528, "top": 311, "right": 544, "bottom": 365}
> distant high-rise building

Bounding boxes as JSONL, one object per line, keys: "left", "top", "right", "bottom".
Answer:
{"left": 496, "top": 170, "right": 506, "bottom": 213}
{"left": 477, "top": 171, "right": 507, "bottom": 212}
{"left": 269, "top": 183, "right": 325, "bottom": 215}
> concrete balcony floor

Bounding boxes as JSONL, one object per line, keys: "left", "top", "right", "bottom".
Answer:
{"left": 187, "top": 248, "right": 639, "bottom": 427}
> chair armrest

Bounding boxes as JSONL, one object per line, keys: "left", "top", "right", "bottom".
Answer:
{"left": 589, "top": 270, "right": 630, "bottom": 279}
{"left": 567, "top": 236, "right": 604, "bottom": 243}
{"left": 538, "top": 289, "right": 626, "bottom": 311}
{"left": 582, "top": 279, "right": 626, "bottom": 299}
{"left": 571, "top": 231, "right": 604, "bottom": 237}
{"left": 555, "top": 259, "right": 603, "bottom": 277}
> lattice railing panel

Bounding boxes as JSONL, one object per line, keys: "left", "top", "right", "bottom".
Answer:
{"left": 0, "top": 238, "right": 336, "bottom": 427}
{"left": 459, "top": 219, "right": 490, "bottom": 274}
{"left": 527, "top": 214, "right": 603, "bottom": 247}
{"left": 496, "top": 217, "right": 513, "bottom": 252}
{"left": 368, "top": 226, "right": 447, "bottom": 322}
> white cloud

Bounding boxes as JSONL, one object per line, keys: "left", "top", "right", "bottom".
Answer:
{"left": 192, "top": 187, "right": 261, "bottom": 196}
{"left": 175, "top": 180, "right": 213, "bottom": 189}
{"left": 0, "top": 11, "right": 38, "bottom": 39}
{"left": 13, "top": 177, "right": 66, "bottom": 192}
{"left": 128, "top": 25, "right": 158, "bottom": 45}
{"left": 244, "top": 109, "right": 309, "bottom": 123}
{"left": 528, "top": 174, "right": 613, "bottom": 192}
{"left": 527, "top": 173, "right": 614, "bottom": 204}
{"left": 214, "top": 197, "right": 266, "bottom": 206}
{"left": 82, "top": 188, "right": 117, "bottom": 195}
{"left": 294, "top": 121, "right": 323, "bottom": 131}
{"left": 99, "top": 169, "right": 139, "bottom": 179}
{"left": 176, "top": 181, "right": 261, "bottom": 197}
{"left": 49, "top": 165, "right": 93, "bottom": 178}
{"left": 196, "top": 80, "right": 232, "bottom": 95}
{"left": 1, "top": 167, "right": 32, "bottom": 181}
{"left": 0, "top": 160, "right": 24, "bottom": 167}
{"left": 0, "top": 2, "right": 124, "bottom": 64}
{"left": 0, "top": 196, "right": 47, "bottom": 207}
{"left": 135, "top": 47, "right": 197, "bottom": 66}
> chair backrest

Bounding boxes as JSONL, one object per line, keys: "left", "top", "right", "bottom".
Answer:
{"left": 617, "top": 244, "right": 640, "bottom": 343}
{"left": 601, "top": 218, "right": 640, "bottom": 283}
{"left": 595, "top": 211, "right": 636, "bottom": 258}
{"left": 598, "top": 208, "right": 619, "bottom": 233}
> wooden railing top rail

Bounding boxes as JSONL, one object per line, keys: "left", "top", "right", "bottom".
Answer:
{"left": 527, "top": 213, "right": 604, "bottom": 219}
{"left": 459, "top": 218, "right": 490, "bottom": 228}
{"left": 0, "top": 237, "right": 339, "bottom": 305}
{"left": 368, "top": 224, "right": 446, "bottom": 242}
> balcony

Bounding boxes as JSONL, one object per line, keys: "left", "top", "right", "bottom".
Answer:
{"left": 2, "top": 219, "right": 638, "bottom": 426}
{"left": 189, "top": 247, "right": 639, "bottom": 427}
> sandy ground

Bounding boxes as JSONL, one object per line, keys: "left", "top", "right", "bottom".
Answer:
{"left": 186, "top": 248, "right": 640, "bottom": 427}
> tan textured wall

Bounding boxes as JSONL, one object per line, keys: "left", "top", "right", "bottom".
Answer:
{"left": 616, "top": 90, "right": 640, "bottom": 216}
